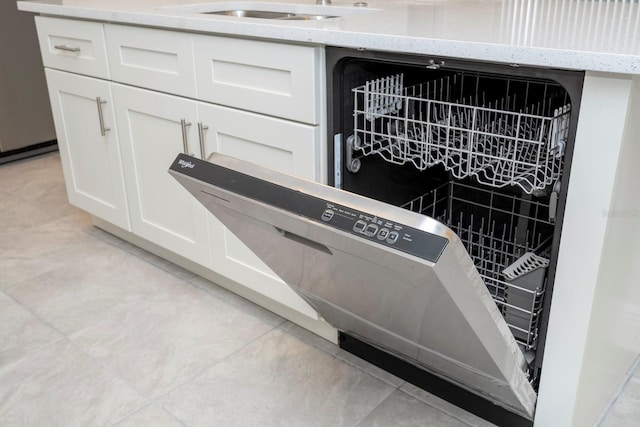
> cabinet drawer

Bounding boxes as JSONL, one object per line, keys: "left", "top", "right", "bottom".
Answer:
{"left": 106, "top": 25, "right": 196, "bottom": 98}
{"left": 193, "top": 35, "right": 320, "bottom": 124}
{"left": 35, "top": 16, "right": 109, "bottom": 79}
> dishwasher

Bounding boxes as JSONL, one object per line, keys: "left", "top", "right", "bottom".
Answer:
{"left": 169, "top": 46, "right": 584, "bottom": 426}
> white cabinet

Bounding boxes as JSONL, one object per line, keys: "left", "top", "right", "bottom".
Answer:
{"left": 35, "top": 16, "right": 323, "bottom": 320}
{"left": 197, "top": 102, "right": 320, "bottom": 318}
{"left": 112, "top": 83, "right": 211, "bottom": 266}
{"left": 45, "top": 68, "right": 130, "bottom": 230}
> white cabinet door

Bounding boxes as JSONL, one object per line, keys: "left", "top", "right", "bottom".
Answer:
{"left": 113, "top": 83, "right": 211, "bottom": 266}
{"left": 198, "top": 102, "right": 320, "bottom": 317}
{"left": 45, "top": 69, "right": 130, "bottom": 230}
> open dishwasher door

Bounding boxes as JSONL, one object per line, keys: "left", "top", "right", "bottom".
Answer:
{"left": 169, "top": 153, "right": 537, "bottom": 419}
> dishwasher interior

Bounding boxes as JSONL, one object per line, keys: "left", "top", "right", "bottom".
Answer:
{"left": 327, "top": 47, "right": 584, "bottom": 395}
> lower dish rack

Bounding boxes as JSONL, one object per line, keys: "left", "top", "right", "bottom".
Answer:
{"left": 351, "top": 73, "right": 571, "bottom": 194}
{"left": 402, "top": 181, "right": 553, "bottom": 349}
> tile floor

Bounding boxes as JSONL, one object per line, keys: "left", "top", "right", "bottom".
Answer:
{"left": 0, "top": 152, "right": 636, "bottom": 426}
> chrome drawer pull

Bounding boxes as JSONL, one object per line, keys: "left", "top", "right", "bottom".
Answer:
{"left": 54, "top": 44, "right": 81, "bottom": 53}
{"left": 197, "top": 122, "right": 209, "bottom": 160}
{"left": 180, "top": 119, "right": 193, "bottom": 156}
{"left": 95, "top": 97, "right": 110, "bottom": 136}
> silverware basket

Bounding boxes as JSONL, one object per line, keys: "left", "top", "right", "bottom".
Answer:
{"left": 352, "top": 73, "right": 571, "bottom": 194}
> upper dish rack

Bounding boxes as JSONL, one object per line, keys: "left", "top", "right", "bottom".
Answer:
{"left": 350, "top": 73, "right": 572, "bottom": 194}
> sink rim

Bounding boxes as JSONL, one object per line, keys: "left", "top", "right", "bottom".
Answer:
{"left": 155, "top": 1, "right": 380, "bottom": 19}
{"left": 203, "top": 9, "right": 338, "bottom": 20}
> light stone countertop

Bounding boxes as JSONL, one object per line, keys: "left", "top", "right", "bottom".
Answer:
{"left": 17, "top": 0, "right": 640, "bottom": 74}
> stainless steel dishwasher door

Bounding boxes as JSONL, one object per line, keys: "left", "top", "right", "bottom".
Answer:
{"left": 169, "top": 153, "right": 537, "bottom": 419}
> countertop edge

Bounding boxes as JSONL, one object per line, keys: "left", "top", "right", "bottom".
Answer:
{"left": 17, "top": 1, "right": 640, "bottom": 75}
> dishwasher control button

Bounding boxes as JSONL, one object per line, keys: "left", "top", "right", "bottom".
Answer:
{"left": 321, "top": 209, "right": 334, "bottom": 222}
{"left": 353, "top": 220, "right": 367, "bottom": 233}
{"left": 365, "top": 224, "right": 379, "bottom": 237}
{"left": 386, "top": 231, "right": 400, "bottom": 244}
{"left": 377, "top": 228, "right": 390, "bottom": 240}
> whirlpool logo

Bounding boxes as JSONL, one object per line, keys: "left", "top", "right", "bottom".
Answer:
{"left": 178, "top": 159, "right": 195, "bottom": 169}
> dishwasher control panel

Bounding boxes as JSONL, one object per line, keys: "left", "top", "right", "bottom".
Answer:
{"left": 170, "top": 154, "right": 448, "bottom": 264}
{"left": 318, "top": 202, "right": 447, "bottom": 263}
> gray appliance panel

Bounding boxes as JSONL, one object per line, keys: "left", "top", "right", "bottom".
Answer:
{"left": 169, "top": 153, "right": 537, "bottom": 419}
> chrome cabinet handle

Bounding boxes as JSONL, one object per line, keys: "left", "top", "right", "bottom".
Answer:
{"left": 180, "top": 119, "right": 193, "bottom": 156}
{"left": 95, "top": 97, "right": 110, "bottom": 136}
{"left": 54, "top": 44, "right": 81, "bottom": 53}
{"left": 197, "top": 122, "right": 209, "bottom": 160}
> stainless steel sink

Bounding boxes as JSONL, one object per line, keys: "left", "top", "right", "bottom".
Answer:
{"left": 156, "top": 2, "right": 380, "bottom": 21}
{"left": 204, "top": 10, "right": 336, "bottom": 20}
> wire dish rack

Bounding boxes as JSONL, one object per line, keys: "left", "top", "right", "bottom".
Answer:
{"left": 402, "top": 181, "right": 553, "bottom": 349}
{"left": 352, "top": 73, "right": 571, "bottom": 194}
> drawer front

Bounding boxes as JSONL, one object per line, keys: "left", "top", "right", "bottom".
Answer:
{"left": 35, "top": 16, "right": 109, "bottom": 79}
{"left": 106, "top": 25, "right": 196, "bottom": 98}
{"left": 193, "top": 35, "right": 320, "bottom": 124}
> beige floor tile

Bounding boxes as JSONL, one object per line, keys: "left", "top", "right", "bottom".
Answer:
{"left": 114, "top": 404, "right": 183, "bottom": 427}
{"left": 399, "top": 383, "right": 496, "bottom": 427}
{"left": 335, "top": 348, "right": 404, "bottom": 388}
{"left": 0, "top": 292, "right": 63, "bottom": 363}
{"left": 8, "top": 247, "right": 183, "bottom": 335}
{"left": 0, "top": 190, "right": 56, "bottom": 232}
{"left": 189, "top": 275, "right": 286, "bottom": 328}
{"left": 160, "top": 329, "right": 395, "bottom": 427}
{"left": 356, "top": 389, "right": 471, "bottom": 427}
{"left": 0, "top": 212, "right": 95, "bottom": 290}
{"left": 0, "top": 216, "right": 91, "bottom": 261}
{"left": 0, "top": 152, "right": 61, "bottom": 184}
{"left": 0, "top": 152, "right": 79, "bottom": 241}
{"left": 4, "top": 169, "right": 77, "bottom": 221}
{"left": 0, "top": 339, "right": 147, "bottom": 427}
{"left": 70, "top": 282, "right": 275, "bottom": 398}
{"left": 9, "top": 153, "right": 640, "bottom": 427}
{"left": 279, "top": 320, "right": 340, "bottom": 355}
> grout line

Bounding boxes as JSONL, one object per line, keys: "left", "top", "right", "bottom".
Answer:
{"left": 1, "top": 289, "right": 69, "bottom": 346}
{"left": 108, "top": 403, "right": 153, "bottom": 426}
{"left": 85, "top": 223, "right": 289, "bottom": 330}
{"left": 1, "top": 291, "right": 156, "bottom": 425}
{"left": 1, "top": 290, "right": 157, "bottom": 424}
{"left": 73, "top": 219, "right": 292, "bottom": 412}
{"left": 275, "top": 322, "right": 337, "bottom": 354}
{"left": 1, "top": 225, "right": 188, "bottom": 425}
{"left": 595, "top": 353, "right": 640, "bottom": 426}
{"left": 2, "top": 153, "right": 491, "bottom": 427}
{"left": 108, "top": 402, "right": 189, "bottom": 427}
{"left": 153, "top": 325, "right": 279, "bottom": 400}
{"left": 331, "top": 351, "right": 404, "bottom": 389}
{"left": 270, "top": 323, "right": 407, "bottom": 427}
{"left": 395, "top": 385, "right": 489, "bottom": 426}
{"left": 187, "top": 276, "right": 287, "bottom": 328}
{"left": 348, "top": 385, "right": 398, "bottom": 427}
{"left": 1, "top": 151, "right": 273, "bottom": 427}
